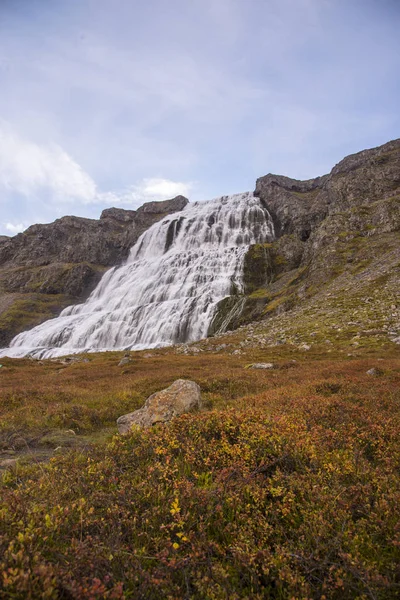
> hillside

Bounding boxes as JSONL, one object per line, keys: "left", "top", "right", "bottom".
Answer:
{"left": 1, "top": 333, "right": 399, "bottom": 598}
{"left": 210, "top": 138, "right": 400, "bottom": 337}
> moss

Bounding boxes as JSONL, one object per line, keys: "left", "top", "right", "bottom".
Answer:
{"left": 242, "top": 243, "right": 273, "bottom": 294}
{"left": 248, "top": 288, "right": 271, "bottom": 299}
{"left": 242, "top": 240, "right": 298, "bottom": 296}
{"left": 290, "top": 188, "right": 320, "bottom": 199}
{"left": 274, "top": 253, "right": 287, "bottom": 266}
{"left": 286, "top": 266, "right": 308, "bottom": 287}
{"left": 263, "top": 293, "right": 295, "bottom": 314}
{"left": 374, "top": 149, "right": 399, "bottom": 164}
{"left": 2, "top": 262, "right": 108, "bottom": 295}
{"left": 0, "top": 294, "right": 72, "bottom": 346}
{"left": 351, "top": 260, "right": 372, "bottom": 274}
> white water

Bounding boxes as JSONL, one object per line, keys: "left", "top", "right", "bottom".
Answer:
{"left": 0, "top": 192, "right": 274, "bottom": 358}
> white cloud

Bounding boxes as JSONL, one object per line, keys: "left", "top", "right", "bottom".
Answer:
{"left": 0, "top": 122, "right": 97, "bottom": 203}
{"left": 0, "top": 123, "right": 194, "bottom": 214}
{"left": 97, "top": 178, "right": 194, "bottom": 208}
{"left": 4, "top": 222, "right": 26, "bottom": 234}
{"left": 132, "top": 178, "right": 193, "bottom": 200}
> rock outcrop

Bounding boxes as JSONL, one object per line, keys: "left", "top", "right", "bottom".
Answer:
{"left": 255, "top": 138, "right": 400, "bottom": 241}
{"left": 117, "top": 379, "right": 202, "bottom": 433}
{"left": 0, "top": 196, "right": 188, "bottom": 345}
{"left": 213, "top": 138, "right": 400, "bottom": 332}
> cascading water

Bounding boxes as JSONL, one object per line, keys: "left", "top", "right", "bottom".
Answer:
{"left": 0, "top": 192, "right": 274, "bottom": 358}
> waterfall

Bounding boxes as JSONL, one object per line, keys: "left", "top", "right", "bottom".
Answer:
{"left": 0, "top": 192, "right": 274, "bottom": 358}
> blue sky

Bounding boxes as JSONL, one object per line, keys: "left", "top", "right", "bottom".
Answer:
{"left": 0, "top": 0, "right": 399, "bottom": 235}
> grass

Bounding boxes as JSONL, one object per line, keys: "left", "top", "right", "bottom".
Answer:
{"left": 1, "top": 341, "right": 400, "bottom": 598}
{"left": 0, "top": 294, "right": 72, "bottom": 347}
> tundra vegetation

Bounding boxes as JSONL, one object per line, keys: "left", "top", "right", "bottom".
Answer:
{"left": 1, "top": 334, "right": 399, "bottom": 599}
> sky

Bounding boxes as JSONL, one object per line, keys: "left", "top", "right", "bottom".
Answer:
{"left": 0, "top": 0, "right": 399, "bottom": 236}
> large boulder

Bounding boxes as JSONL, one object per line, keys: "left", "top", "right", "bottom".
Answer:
{"left": 117, "top": 379, "right": 202, "bottom": 433}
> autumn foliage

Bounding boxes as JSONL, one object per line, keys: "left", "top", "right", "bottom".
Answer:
{"left": 1, "top": 353, "right": 400, "bottom": 598}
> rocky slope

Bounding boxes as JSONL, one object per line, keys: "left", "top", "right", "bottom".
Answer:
{"left": 0, "top": 196, "right": 188, "bottom": 346}
{"left": 212, "top": 138, "right": 400, "bottom": 333}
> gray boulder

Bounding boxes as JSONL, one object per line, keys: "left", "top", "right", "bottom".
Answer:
{"left": 117, "top": 379, "right": 202, "bottom": 433}
{"left": 118, "top": 357, "right": 131, "bottom": 367}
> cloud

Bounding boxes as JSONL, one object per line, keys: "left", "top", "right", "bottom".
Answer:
{"left": 98, "top": 178, "right": 194, "bottom": 208}
{"left": 131, "top": 178, "right": 193, "bottom": 200}
{"left": 0, "top": 0, "right": 398, "bottom": 234}
{"left": 3, "top": 222, "right": 26, "bottom": 234}
{"left": 0, "top": 122, "right": 194, "bottom": 223}
{"left": 0, "top": 122, "right": 97, "bottom": 203}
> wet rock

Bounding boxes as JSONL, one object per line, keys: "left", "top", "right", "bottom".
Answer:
{"left": 117, "top": 379, "right": 202, "bottom": 433}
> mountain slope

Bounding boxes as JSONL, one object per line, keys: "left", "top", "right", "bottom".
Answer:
{"left": 214, "top": 138, "right": 399, "bottom": 338}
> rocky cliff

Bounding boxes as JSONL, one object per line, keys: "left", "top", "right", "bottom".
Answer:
{"left": 217, "top": 138, "right": 400, "bottom": 331}
{"left": 0, "top": 196, "right": 188, "bottom": 345}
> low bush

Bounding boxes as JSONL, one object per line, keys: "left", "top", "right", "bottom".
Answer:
{"left": 1, "top": 381, "right": 400, "bottom": 598}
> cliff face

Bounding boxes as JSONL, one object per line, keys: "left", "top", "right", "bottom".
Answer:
{"left": 0, "top": 196, "right": 188, "bottom": 346}
{"left": 255, "top": 138, "right": 400, "bottom": 240}
{"left": 220, "top": 138, "right": 400, "bottom": 330}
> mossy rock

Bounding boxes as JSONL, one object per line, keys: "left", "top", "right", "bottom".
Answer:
{"left": 208, "top": 296, "right": 247, "bottom": 336}
{"left": 0, "top": 293, "right": 73, "bottom": 346}
{"left": 243, "top": 236, "right": 304, "bottom": 296}
{"left": 243, "top": 243, "right": 274, "bottom": 294}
